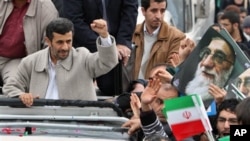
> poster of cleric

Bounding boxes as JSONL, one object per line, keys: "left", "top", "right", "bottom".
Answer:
{"left": 172, "top": 26, "right": 250, "bottom": 108}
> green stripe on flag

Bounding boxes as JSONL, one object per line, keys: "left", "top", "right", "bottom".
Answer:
{"left": 193, "top": 94, "right": 202, "bottom": 106}
{"left": 163, "top": 95, "right": 201, "bottom": 112}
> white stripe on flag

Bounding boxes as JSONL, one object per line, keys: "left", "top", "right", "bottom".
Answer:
{"left": 167, "top": 107, "right": 201, "bottom": 124}
{"left": 192, "top": 95, "right": 212, "bottom": 132}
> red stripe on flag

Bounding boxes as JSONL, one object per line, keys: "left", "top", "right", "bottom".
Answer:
{"left": 171, "top": 120, "right": 205, "bottom": 141}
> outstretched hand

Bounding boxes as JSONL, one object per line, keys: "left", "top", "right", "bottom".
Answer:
{"left": 150, "top": 68, "right": 173, "bottom": 83}
{"left": 141, "top": 78, "right": 161, "bottom": 105}
{"left": 178, "top": 38, "right": 195, "bottom": 63}
{"left": 170, "top": 38, "right": 195, "bottom": 67}
{"left": 121, "top": 118, "right": 141, "bottom": 135}
{"left": 130, "top": 93, "right": 141, "bottom": 118}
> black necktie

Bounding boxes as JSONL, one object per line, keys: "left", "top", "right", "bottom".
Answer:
{"left": 101, "top": 0, "right": 109, "bottom": 30}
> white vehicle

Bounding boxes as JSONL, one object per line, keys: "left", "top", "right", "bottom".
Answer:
{"left": 0, "top": 99, "right": 132, "bottom": 141}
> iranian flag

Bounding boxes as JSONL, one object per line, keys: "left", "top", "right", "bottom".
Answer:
{"left": 163, "top": 95, "right": 212, "bottom": 141}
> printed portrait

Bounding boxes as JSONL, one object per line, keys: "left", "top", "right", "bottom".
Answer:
{"left": 172, "top": 27, "right": 250, "bottom": 107}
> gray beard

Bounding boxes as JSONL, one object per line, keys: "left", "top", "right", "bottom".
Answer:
{"left": 185, "top": 63, "right": 233, "bottom": 103}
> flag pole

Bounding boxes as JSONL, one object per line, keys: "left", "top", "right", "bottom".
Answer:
{"left": 191, "top": 95, "right": 214, "bottom": 141}
{"left": 205, "top": 130, "right": 215, "bottom": 141}
{"left": 191, "top": 95, "right": 210, "bottom": 130}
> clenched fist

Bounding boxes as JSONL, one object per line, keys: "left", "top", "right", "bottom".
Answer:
{"left": 90, "top": 19, "right": 109, "bottom": 38}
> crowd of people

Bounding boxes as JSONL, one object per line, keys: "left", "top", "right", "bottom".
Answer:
{"left": 1, "top": 0, "right": 250, "bottom": 141}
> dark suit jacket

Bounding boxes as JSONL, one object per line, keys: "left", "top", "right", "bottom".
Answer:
{"left": 63, "top": 0, "right": 138, "bottom": 52}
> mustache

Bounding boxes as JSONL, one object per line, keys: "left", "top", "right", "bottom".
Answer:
{"left": 58, "top": 50, "right": 69, "bottom": 53}
{"left": 198, "top": 63, "right": 233, "bottom": 88}
{"left": 200, "top": 66, "right": 217, "bottom": 77}
{"left": 153, "top": 19, "right": 161, "bottom": 22}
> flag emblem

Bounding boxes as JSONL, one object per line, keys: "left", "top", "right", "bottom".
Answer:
{"left": 183, "top": 111, "right": 191, "bottom": 119}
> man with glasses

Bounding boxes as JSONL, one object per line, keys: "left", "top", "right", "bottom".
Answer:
{"left": 214, "top": 98, "right": 239, "bottom": 139}
{"left": 185, "top": 37, "right": 235, "bottom": 106}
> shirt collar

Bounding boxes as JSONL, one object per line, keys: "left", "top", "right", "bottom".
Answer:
{"left": 244, "top": 32, "right": 250, "bottom": 41}
{"left": 143, "top": 23, "right": 160, "bottom": 37}
{"left": 48, "top": 48, "right": 72, "bottom": 71}
{"left": 48, "top": 53, "right": 56, "bottom": 68}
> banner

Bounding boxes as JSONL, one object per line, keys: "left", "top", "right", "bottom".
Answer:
{"left": 172, "top": 27, "right": 250, "bottom": 108}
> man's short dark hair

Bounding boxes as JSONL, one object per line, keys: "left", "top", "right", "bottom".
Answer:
{"left": 46, "top": 18, "right": 74, "bottom": 41}
{"left": 240, "top": 6, "right": 248, "bottom": 14}
{"left": 141, "top": 0, "right": 167, "bottom": 11}
{"left": 220, "top": 11, "right": 240, "bottom": 24}
{"left": 217, "top": 98, "right": 239, "bottom": 115}
{"left": 236, "top": 97, "right": 250, "bottom": 124}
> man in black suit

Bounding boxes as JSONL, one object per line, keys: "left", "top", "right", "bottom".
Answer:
{"left": 62, "top": 0, "right": 138, "bottom": 96}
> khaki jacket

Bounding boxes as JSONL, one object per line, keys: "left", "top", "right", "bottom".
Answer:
{"left": 0, "top": 0, "right": 58, "bottom": 55}
{"left": 131, "top": 21, "right": 186, "bottom": 80}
